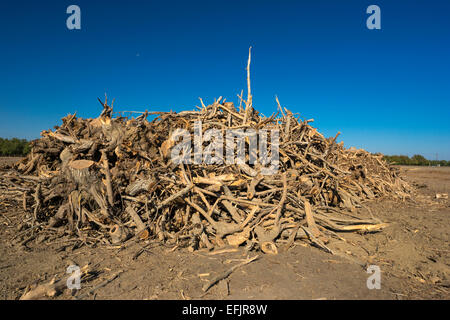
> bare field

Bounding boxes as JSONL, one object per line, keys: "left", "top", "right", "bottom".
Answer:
{"left": 0, "top": 163, "right": 448, "bottom": 300}
{"left": 0, "top": 157, "right": 22, "bottom": 168}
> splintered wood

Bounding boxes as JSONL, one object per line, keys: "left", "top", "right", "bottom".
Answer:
{"left": 0, "top": 59, "right": 412, "bottom": 255}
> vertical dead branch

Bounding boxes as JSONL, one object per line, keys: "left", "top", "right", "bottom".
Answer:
{"left": 243, "top": 46, "right": 253, "bottom": 124}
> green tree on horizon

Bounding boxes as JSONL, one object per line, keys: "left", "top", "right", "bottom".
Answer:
{"left": 384, "top": 154, "right": 449, "bottom": 166}
{"left": 0, "top": 138, "right": 31, "bottom": 156}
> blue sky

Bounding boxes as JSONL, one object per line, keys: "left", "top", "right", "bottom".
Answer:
{"left": 0, "top": 0, "right": 449, "bottom": 159}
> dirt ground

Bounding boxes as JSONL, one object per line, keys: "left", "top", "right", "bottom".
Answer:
{"left": 0, "top": 158, "right": 449, "bottom": 300}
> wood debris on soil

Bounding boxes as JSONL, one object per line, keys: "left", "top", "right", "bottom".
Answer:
{"left": 0, "top": 51, "right": 412, "bottom": 255}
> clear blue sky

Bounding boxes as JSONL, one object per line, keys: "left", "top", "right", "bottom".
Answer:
{"left": 1, "top": 0, "right": 449, "bottom": 159}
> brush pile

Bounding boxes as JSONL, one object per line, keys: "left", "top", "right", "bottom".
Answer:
{"left": 0, "top": 96, "right": 411, "bottom": 254}
{"left": 0, "top": 53, "right": 412, "bottom": 254}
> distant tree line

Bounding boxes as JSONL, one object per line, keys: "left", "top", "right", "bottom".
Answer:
{"left": 0, "top": 138, "right": 31, "bottom": 156}
{"left": 383, "top": 154, "right": 450, "bottom": 166}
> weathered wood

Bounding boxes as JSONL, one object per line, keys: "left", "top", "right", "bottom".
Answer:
{"left": 125, "top": 205, "right": 146, "bottom": 233}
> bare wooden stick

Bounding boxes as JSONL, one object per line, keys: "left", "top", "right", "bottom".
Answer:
{"left": 243, "top": 46, "right": 253, "bottom": 124}
{"left": 156, "top": 184, "right": 193, "bottom": 210}
{"left": 274, "top": 173, "right": 287, "bottom": 226}
{"left": 202, "top": 255, "right": 259, "bottom": 292}
{"left": 101, "top": 150, "right": 114, "bottom": 208}
{"left": 125, "top": 205, "right": 146, "bottom": 233}
{"left": 304, "top": 199, "right": 321, "bottom": 238}
{"left": 219, "top": 196, "right": 277, "bottom": 208}
{"left": 75, "top": 270, "right": 123, "bottom": 300}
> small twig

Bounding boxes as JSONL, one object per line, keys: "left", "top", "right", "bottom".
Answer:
{"left": 75, "top": 270, "right": 123, "bottom": 300}
{"left": 0, "top": 212, "right": 12, "bottom": 224}
{"left": 157, "top": 184, "right": 193, "bottom": 210}
{"left": 202, "top": 255, "right": 259, "bottom": 292}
